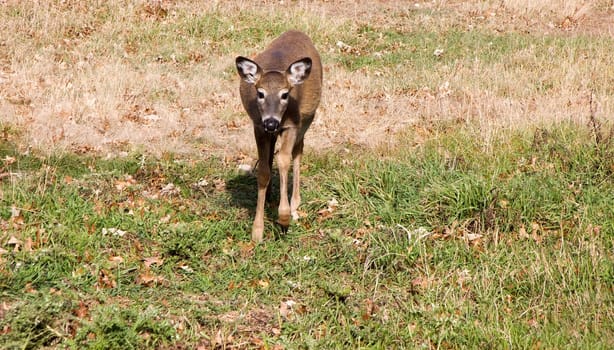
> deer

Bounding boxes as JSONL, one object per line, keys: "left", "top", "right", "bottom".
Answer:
{"left": 235, "top": 30, "right": 322, "bottom": 242}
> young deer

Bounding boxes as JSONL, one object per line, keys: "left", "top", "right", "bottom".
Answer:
{"left": 235, "top": 30, "right": 322, "bottom": 242}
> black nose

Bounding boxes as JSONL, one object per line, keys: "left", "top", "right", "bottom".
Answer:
{"left": 263, "top": 118, "right": 279, "bottom": 132}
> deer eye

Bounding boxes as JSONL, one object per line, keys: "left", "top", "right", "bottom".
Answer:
{"left": 280, "top": 92, "right": 289, "bottom": 100}
{"left": 257, "top": 91, "right": 265, "bottom": 99}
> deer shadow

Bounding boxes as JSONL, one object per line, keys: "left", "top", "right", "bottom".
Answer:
{"left": 226, "top": 169, "right": 287, "bottom": 238}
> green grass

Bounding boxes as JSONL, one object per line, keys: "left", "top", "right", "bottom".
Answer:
{"left": 1, "top": 122, "right": 612, "bottom": 349}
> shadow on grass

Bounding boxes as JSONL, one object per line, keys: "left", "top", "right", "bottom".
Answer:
{"left": 226, "top": 170, "right": 290, "bottom": 240}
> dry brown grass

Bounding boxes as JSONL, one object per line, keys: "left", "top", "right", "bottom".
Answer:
{"left": 0, "top": 0, "right": 612, "bottom": 157}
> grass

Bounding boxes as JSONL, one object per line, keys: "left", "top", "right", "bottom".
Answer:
{"left": 1, "top": 0, "right": 614, "bottom": 348}
{"left": 1, "top": 121, "right": 613, "bottom": 349}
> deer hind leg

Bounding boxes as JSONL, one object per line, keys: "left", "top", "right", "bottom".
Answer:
{"left": 290, "top": 138, "right": 304, "bottom": 220}
{"left": 252, "top": 134, "right": 274, "bottom": 243}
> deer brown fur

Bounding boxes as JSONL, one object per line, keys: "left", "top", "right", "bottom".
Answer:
{"left": 235, "top": 30, "right": 322, "bottom": 242}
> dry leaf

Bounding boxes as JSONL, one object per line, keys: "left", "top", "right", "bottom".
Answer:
{"left": 74, "top": 301, "right": 89, "bottom": 318}
{"left": 238, "top": 241, "right": 255, "bottom": 258}
{"left": 362, "top": 298, "right": 378, "bottom": 321}
{"left": 101, "top": 227, "right": 127, "bottom": 237}
{"left": 136, "top": 270, "right": 165, "bottom": 286}
{"left": 7, "top": 236, "right": 21, "bottom": 252}
{"left": 97, "top": 269, "right": 117, "bottom": 289}
{"left": 159, "top": 183, "right": 179, "bottom": 197}
{"left": 279, "top": 300, "right": 297, "bottom": 319}
{"left": 24, "top": 283, "right": 37, "bottom": 294}
{"left": 108, "top": 255, "right": 124, "bottom": 265}
{"left": 213, "top": 178, "right": 226, "bottom": 191}
{"left": 3, "top": 156, "right": 16, "bottom": 166}
{"left": 465, "top": 233, "right": 483, "bottom": 241}
{"left": 7, "top": 236, "right": 21, "bottom": 245}
{"left": 143, "top": 256, "right": 164, "bottom": 268}
{"left": 114, "top": 175, "right": 137, "bottom": 191}
{"left": 178, "top": 264, "right": 193, "bottom": 273}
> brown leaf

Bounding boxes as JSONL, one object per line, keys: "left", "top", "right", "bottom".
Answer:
{"left": 23, "top": 237, "right": 33, "bottom": 252}
{"left": 362, "top": 298, "right": 378, "bottom": 321}
{"left": 7, "top": 236, "right": 21, "bottom": 245}
{"left": 108, "top": 255, "right": 124, "bottom": 265}
{"left": 114, "top": 175, "right": 137, "bottom": 191}
{"left": 143, "top": 256, "right": 164, "bottom": 268}
{"left": 136, "top": 270, "right": 165, "bottom": 286}
{"left": 238, "top": 241, "right": 255, "bottom": 258}
{"left": 74, "top": 301, "right": 89, "bottom": 319}
{"left": 519, "top": 225, "right": 530, "bottom": 239}
{"left": 7, "top": 236, "right": 21, "bottom": 252}
{"left": 24, "top": 283, "right": 37, "bottom": 294}
{"left": 279, "top": 300, "right": 296, "bottom": 319}
{"left": 97, "top": 269, "right": 117, "bottom": 289}
{"left": 3, "top": 156, "right": 16, "bottom": 166}
{"left": 213, "top": 178, "right": 226, "bottom": 191}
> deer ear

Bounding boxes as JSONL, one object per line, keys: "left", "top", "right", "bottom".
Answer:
{"left": 286, "top": 57, "right": 312, "bottom": 86}
{"left": 236, "top": 56, "right": 261, "bottom": 84}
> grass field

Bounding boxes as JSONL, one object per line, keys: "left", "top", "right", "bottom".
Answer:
{"left": 1, "top": 1, "right": 614, "bottom": 349}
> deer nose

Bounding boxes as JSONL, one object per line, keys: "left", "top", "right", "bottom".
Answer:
{"left": 263, "top": 118, "right": 279, "bottom": 133}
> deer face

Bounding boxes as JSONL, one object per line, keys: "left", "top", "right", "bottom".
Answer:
{"left": 236, "top": 56, "right": 312, "bottom": 133}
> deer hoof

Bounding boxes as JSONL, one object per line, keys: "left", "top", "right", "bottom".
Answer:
{"left": 251, "top": 227, "right": 264, "bottom": 243}
{"left": 279, "top": 223, "right": 289, "bottom": 234}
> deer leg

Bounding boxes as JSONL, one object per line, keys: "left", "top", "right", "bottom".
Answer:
{"left": 252, "top": 133, "right": 273, "bottom": 243}
{"left": 265, "top": 134, "right": 277, "bottom": 202}
{"left": 276, "top": 128, "right": 297, "bottom": 232}
{"left": 290, "top": 138, "right": 304, "bottom": 220}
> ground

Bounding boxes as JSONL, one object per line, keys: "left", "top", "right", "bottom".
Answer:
{"left": 1, "top": 0, "right": 612, "bottom": 159}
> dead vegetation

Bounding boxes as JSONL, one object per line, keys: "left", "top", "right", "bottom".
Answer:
{"left": 0, "top": 0, "right": 612, "bottom": 157}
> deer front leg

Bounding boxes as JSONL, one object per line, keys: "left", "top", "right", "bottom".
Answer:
{"left": 276, "top": 128, "right": 298, "bottom": 232}
{"left": 252, "top": 134, "right": 273, "bottom": 243}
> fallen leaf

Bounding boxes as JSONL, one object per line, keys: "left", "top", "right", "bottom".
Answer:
{"left": 23, "top": 237, "right": 33, "bottom": 252}
{"left": 115, "top": 175, "right": 137, "bottom": 191}
{"left": 24, "top": 283, "right": 37, "bottom": 294}
{"left": 279, "top": 300, "right": 296, "bottom": 319}
{"left": 3, "top": 156, "right": 16, "bottom": 166}
{"left": 7, "top": 236, "right": 21, "bottom": 245}
{"left": 7, "top": 236, "right": 21, "bottom": 252}
{"left": 159, "top": 183, "right": 179, "bottom": 197}
{"left": 74, "top": 301, "right": 89, "bottom": 318}
{"left": 136, "top": 270, "right": 165, "bottom": 286}
{"left": 362, "top": 298, "right": 378, "bottom": 320}
{"left": 97, "top": 269, "right": 117, "bottom": 289}
{"left": 519, "top": 225, "right": 530, "bottom": 239}
{"left": 238, "top": 241, "right": 255, "bottom": 258}
{"left": 143, "top": 256, "right": 164, "bottom": 268}
{"left": 178, "top": 264, "right": 193, "bottom": 273}
{"left": 465, "top": 233, "right": 483, "bottom": 241}
{"left": 213, "top": 178, "right": 226, "bottom": 191}
{"left": 108, "top": 255, "right": 124, "bottom": 265}
{"left": 102, "top": 227, "right": 127, "bottom": 237}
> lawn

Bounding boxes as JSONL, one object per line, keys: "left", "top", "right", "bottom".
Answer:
{"left": 1, "top": 1, "right": 613, "bottom": 349}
